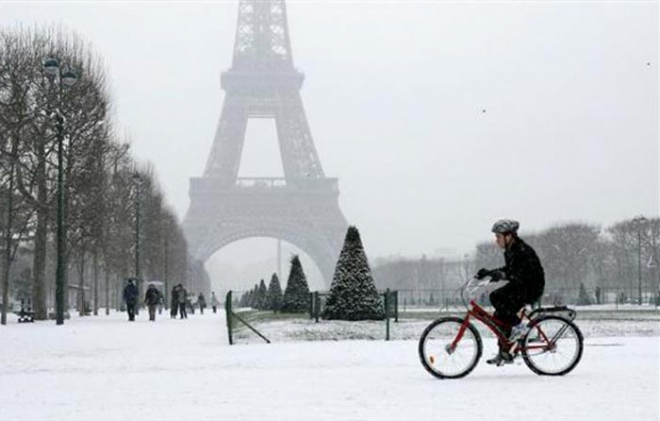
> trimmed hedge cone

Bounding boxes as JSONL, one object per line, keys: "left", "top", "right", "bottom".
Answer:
{"left": 323, "top": 226, "right": 385, "bottom": 321}
{"left": 267, "top": 273, "right": 283, "bottom": 312}
{"left": 281, "top": 255, "right": 310, "bottom": 313}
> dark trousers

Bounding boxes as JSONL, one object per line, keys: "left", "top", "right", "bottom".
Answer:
{"left": 178, "top": 303, "right": 187, "bottom": 319}
{"left": 126, "top": 303, "right": 136, "bottom": 321}
{"left": 212, "top": 306, "right": 217, "bottom": 314}
{"left": 490, "top": 283, "right": 527, "bottom": 330}
{"left": 490, "top": 282, "right": 538, "bottom": 351}
{"left": 148, "top": 305, "right": 157, "bottom": 321}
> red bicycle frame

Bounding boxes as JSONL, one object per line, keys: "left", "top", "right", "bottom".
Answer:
{"left": 449, "top": 300, "right": 553, "bottom": 354}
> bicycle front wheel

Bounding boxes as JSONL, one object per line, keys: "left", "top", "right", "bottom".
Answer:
{"left": 521, "top": 315, "right": 584, "bottom": 376}
{"left": 418, "top": 317, "right": 482, "bottom": 379}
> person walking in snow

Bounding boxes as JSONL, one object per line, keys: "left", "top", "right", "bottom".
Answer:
{"left": 187, "top": 293, "right": 195, "bottom": 315}
{"left": 197, "top": 293, "right": 207, "bottom": 315}
{"left": 210, "top": 291, "right": 219, "bottom": 314}
{"left": 175, "top": 284, "right": 188, "bottom": 319}
{"left": 170, "top": 286, "right": 179, "bottom": 319}
{"left": 475, "top": 219, "right": 545, "bottom": 366}
{"left": 123, "top": 279, "right": 139, "bottom": 322}
{"left": 144, "top": 284, "right": 161, "bottom": 321}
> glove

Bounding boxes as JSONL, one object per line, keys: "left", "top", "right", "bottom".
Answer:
{"left": 476, "top": 268, "right": 491, "bottom": 280}
{"left": 489, "top": 270, "right": 505, "bottom": 283}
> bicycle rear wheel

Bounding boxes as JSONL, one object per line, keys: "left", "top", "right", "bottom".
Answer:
{"left": 521, "top": 315, "right": 583, "bottom": 376}
{"left": 418, "top": 317, "right": 482, "bottom": 379}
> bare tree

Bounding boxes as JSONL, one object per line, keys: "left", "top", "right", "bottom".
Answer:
{"left": 0, "top": 30, "right": 41, "bottom": 324}
{"left": 0, "top": 25, "right": 211, "bottom": 323}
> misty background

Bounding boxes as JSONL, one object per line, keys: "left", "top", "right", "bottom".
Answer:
{"left": 2, "top": 1, "right": 657, "bottom": 292}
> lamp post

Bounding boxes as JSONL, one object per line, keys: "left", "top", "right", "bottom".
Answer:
{"left": 133, "top": 172, "right": 142, "bottom": 307}
{"left": 632, "top": 215, "right": 647, "bottom": 306}
{"left": 44, "top": 57, "right": 78, "bottom": 325}
{"left": 164, "top": 226, "right": 169, "bottom": 310}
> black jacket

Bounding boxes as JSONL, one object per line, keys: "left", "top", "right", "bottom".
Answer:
{"left": 498, "top": 238, "right": 545, "bottom": 301}
{"left": 123, "top": 283, "right": 139, "bottom": 305}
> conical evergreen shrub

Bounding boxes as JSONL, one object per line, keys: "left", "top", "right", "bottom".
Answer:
{"left": 577, "top": 282, "right": 592, "bottom": 306}
{"left": 249, "top": 284, "right": 259, "bottom": 308}
{"left": 322, "top": 226, "right": 385, "bottom": 321}
{"left": 281, "top": 255, "right": 310, "bottom": 313}
{"left": 257, "top": 279, "right": 268, "bottom": 310}
{"left": 267, "top": 273, "right": 283, "bottom": 312}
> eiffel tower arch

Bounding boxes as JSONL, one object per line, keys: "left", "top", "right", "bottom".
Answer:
{"left": 184, "top": 0, "right": 348, "bottom": 286}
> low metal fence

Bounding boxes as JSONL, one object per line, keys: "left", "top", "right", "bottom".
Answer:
{"left": 309, "top": 290, "right": 398, "bottom": 339}
{"left": 223, "top": 287, "right": 659, "bottom": 344}
{"left": 394, "top": 286, "right": 660, "bottom": 312}
{"left": 224, "top": 289, "right": 399, "bottom": 344}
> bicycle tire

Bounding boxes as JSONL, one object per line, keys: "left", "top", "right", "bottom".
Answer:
{"left": 418, "top": 316, "right": 483, "bottom": 379}
{"left": 521, "top": 315, "right": 584, "bottom": 376}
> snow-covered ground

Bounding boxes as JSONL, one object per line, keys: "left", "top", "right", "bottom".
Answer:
{"left": 1, "top": 310, "right": 658, "bottom": 421}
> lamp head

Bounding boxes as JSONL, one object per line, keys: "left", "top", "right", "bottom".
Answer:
{"left": 43, "top": 57, "right": 60, "bottom": 76}
{"left": 61, "top": 71, "right": 78, "bottom": 87}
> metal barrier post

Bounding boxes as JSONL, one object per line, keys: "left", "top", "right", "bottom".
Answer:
{"left": 225, "top": 291, "right": 233, "bottom": 345}
{"left": 225, "top": 290, "right": 270, "bottom": 344}
{"left": 385, "top": 289, "right": 390, "bottom": 341}
{"left": 314, "top": 291, "right": 320, "bottom": 323}
{"left": 394, "top": 290, "right": 399, "bottom": 322}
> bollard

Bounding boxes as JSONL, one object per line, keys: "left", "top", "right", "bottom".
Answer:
{"left": 393, "top": 290, "right": 399, "bottom": 323}
{"left": 314, "top": 291, "right": 320, "bottom": 323}
{"left": 225, "top": 291, "right": 233, "bottom": 345}
{"left": 385, "top": 289, "right": 390, "bottom": 341}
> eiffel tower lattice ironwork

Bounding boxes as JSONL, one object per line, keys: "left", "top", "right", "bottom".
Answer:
{"left": 183, "top": 0, "right": 348, "bottom": 285}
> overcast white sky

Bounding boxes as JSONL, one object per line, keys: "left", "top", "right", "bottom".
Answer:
{"left": 1, "top": 1, "right": 658, "bottom": 289}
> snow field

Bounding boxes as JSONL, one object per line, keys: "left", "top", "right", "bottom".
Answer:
{"left": 0, "top": 311, "right": 658, "bottom": 421}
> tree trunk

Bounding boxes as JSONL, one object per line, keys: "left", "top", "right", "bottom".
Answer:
{"left": 78, "top": 250, "right": 85, "bottom": 317}
{"left": 93, "top": 250, "right": 99, "bottom": 315}
{"left": 32, "top": 205, "right": 48, "bottom": 320}
{"left": 31, "top": 140, "right": 49, "bottom": 320}
{"left": 1, "top": 192, "right": 12, "bottom": 325}
{"left": 105, "top": 267, "right": 110, "bottom": 315}
{"left": 1, "top": 136, "right": 18, "bottom": 325}
{"left": 115, "top": 274, "right": 121, "bottom": 311}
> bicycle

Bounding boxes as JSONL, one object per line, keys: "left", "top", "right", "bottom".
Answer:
{"left": 418, "top": 277, "right": 584, "bottom": 379}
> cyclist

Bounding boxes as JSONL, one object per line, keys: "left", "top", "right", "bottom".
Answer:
{"left": 476, "top": 219, "right": 545, "bottom": 366}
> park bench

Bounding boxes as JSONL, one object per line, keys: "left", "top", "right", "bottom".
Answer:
{"left": 15, "top": 299, "right": 34, "bottom": 323}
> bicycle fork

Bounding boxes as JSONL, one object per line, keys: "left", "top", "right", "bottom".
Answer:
{"left": 446, "top": 316, "right": 473, "bottom": 354}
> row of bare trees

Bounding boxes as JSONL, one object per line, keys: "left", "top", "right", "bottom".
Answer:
{"left": 373, "top": 255, "right": 472, "bottom": 296}
{"left": 373, "top": 217, "right": 660, "bottom": 305}
{"left": 476, "top": 218, "right": 660, "bottom": 301}
{"left": 0, "top": 27, "right": 196, "bottom": 323}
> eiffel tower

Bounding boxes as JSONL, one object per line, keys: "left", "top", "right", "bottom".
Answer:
{"left": 183, "top": 0, "right": 348, "bottom": 286}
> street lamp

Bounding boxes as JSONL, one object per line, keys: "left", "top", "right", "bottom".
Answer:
{"left": 133, "top": 172, "right": 142, "bottom": 307}
{"left": 44, "top": 57, "right": 78, "bottom": 325}
{"left": 164, "top": 218, "right": 170, "bottom": 310}
{"left": 632, "top": 215, "right": 647, "bottom": 306}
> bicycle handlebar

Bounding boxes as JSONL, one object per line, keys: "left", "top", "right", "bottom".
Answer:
{"left": 465, "top": 277, "right": 490, "bottom": 295}
{"left": 459, "top": 276, "right": 494, "bottom": 309}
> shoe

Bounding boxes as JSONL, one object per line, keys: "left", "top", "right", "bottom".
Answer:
{"left": 486, "top": 350, "right": 513, "bottom": 367}
{"left": 508, "top": 322, "right": 528, "bottom": 342}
